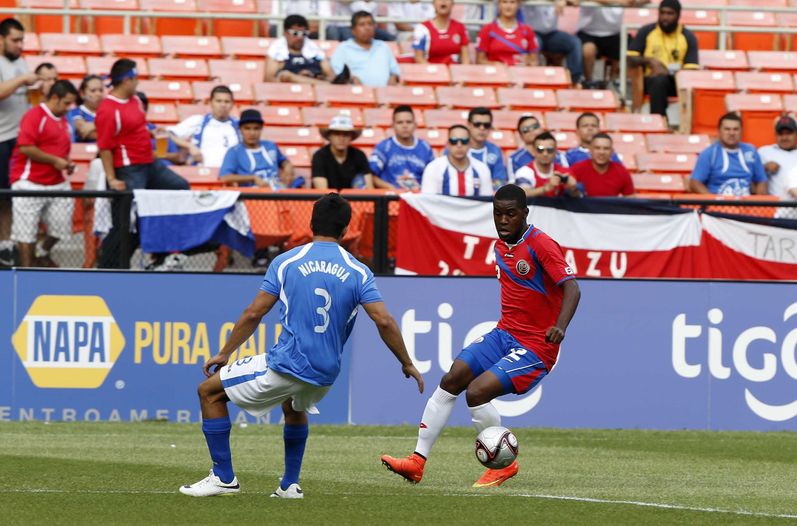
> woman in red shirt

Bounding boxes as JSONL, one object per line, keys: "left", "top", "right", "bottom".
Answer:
{"left": 412, "top": 0, "right": 471, "bottom": 65}
{"left": 476, "top": 0, "right": 538, "bottom": 66}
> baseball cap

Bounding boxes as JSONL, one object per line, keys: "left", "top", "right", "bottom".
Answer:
{"left": 775, "top": 116, "right": 797, "bottom": 133}
{"left": 239, "top": 109, "right": 264, "bottom": 127}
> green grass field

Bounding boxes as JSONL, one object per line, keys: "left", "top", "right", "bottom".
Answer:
{"left": 1, "top": 422, "right": 796, "bottom": 525}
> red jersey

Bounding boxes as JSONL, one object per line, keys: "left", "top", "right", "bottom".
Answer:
{"left": 9, "top": 104, "right": 71, "bottom": 186}
{"left": 412, "top": 19, "right": 470, "bottom": 65}
{"left": 495, "top": 225, "right": 575, "bottom": 370}
{"left": 476, "top": 20, "right": 537, "bottom": 66}
{"left": 570, "top": 159, "right": 634, "bottom": 197}
{"left": 96, "top": 94, "right": 154, "bottom": 168}
{"left": 514, "top": 162, "right": 570, "bottom": 197}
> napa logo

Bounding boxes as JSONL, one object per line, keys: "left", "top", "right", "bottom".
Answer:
{"left": 12, "top": 296, "right": 125, "bottom": 389}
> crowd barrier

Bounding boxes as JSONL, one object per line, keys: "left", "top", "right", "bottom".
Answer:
{"left": 1, "top": 269, "right": 796, "bottom": 431}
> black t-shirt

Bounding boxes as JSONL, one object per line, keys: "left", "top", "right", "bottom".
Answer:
{"left": 311, "top": 144, "right": 371, "bottom": 189}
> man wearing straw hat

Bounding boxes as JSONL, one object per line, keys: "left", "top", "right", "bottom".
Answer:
{"left": 312, "top": 114, "right": 374, "bottom": 190}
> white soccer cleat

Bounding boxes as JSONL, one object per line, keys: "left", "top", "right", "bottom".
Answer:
{"left": 179, "top": 469, "right": 240, "bottom": 497}
{"left": 270, "top": 483, "right": 304, "bottom": 499}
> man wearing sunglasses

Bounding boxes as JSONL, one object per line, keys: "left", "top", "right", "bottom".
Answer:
{"left": 514, "top": 131, "right": 581, "bottom": 198}
{"left": 508, "top": 114, "right": 568, "bottom": 180}
{"left": 266, "top": 14, "right": 335, "bottom": 85}
{"left": 421, "top": 125, "right": 492, "bottom": 196}
{"left": 465, "top": 107, "right": 507, "bottom": 189}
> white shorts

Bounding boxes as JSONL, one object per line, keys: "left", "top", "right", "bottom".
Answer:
{"left": 220, "top": 353, "right": 331, "bottom": 418}
{"left": 11, "top": 179, "right": 73, "bottom": 243}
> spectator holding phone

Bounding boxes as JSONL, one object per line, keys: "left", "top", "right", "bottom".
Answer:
{"left": 514, "top": 131, "right": 580, "bottom": 198}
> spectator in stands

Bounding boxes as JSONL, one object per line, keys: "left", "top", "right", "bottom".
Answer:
{"left": 136, "top": 91, "right": 185, "bottom": 166}
{"left": 168, "top": 85, "right": 239, "bottom": 168}
{"left": 422, "top": 124, "right": 492, "bottom": 196}
{"left": 515, "top": 131, "right": 581, "bottom": 198}
{"left": 265, "top": 14, "right": 335, "bottom": 85}
{"left": 689, "top": 113, "right": 768, "bottom": 197}
{"left": 627, "top": 0, "right": 698, "bottom": 119}
{"left": 508, "top": 114, "right": 570, "bottom": 180}
{"left": 68, "top": 74, "right": 104, "bottom": 143}
{"left": 578, "top": 1, "right": 642, "bottom": 89}
{"left": 476, "top": 0, "right": 538, "bottom": 66}
{"left": 331, "top": 11, "right": 401, "bottom": 87}
{"left": 312, "top": 114, "right": 373, "bottom": 190}
{"left": 466, "top": 107, "right": 507, "bottom": 188}
{"left": 565, "top": 112, "right": 621, "bottom": 166}
{"left": 34, "top": 62, "right": 57, "bottom": 98}
{"left": 219, "top": 109, "right": 296, "bottom": 189}
{"left": 9, "top": 80, "right": 78, "bottom": 267}
{"left": 0, "top": 18, "right": 40, "bottom": 266}
{"left": 369, "top": 105, "right": 434, "bottom": 190}
{"left": 760, "top": 116, "right": 797, "bottom": 207}
{"left": 96, "top": 58, "right": 189, "bottom": 269}
{"left": 570, "top": 133, "right": 634, "bottom": 197}
{"left": 327, "top": 1, "right": 396, "bottom": 42}
{"left": 390, "top": 0, "right": 435, "bottom": 42}
{"left": 522, "top": 0, "right": 584, "bottom": 85}
{"left": 413, "top": 0, "right": 470, "bottom": 65}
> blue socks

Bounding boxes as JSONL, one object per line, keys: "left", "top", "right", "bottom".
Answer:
{"left": 202, "top": 416, "right": 235, "bottom": 483}
{"left": 281, "top": 424, "right": 309, "bottom": 490}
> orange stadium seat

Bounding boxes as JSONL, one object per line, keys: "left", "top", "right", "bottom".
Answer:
{"left": 79, "top": 0, "right": 139, "bottom": 35}
{"left": 423, "top": 109, "right": 470, "bottom": 129}
{"left": 552, "top": 131, "right": 578, "bottom": 150}
{"left": 494, "top": 110, "right": 544, "bottom": 131}
{"left": 161, "top": 36, "right": 222, "bottom": 58}
{"left": 543, "top": 111, "right": 596, "bottom": 131}
{"left": 725, "top": 93, "right": 784, "bottom": 146}
{"left": 556, "top": 90, "right": 618, "bottom": 112}
{"left": 637, "top": 153, "right": 697, "bottom": 174}
{"left": 680, "top": 7, "right": 720, "bottom": 50}
{"left": 727, "top": 11, "right": 778, "bottom": 51}
{"left": 616, "top": 152, "right": 638, "bottom": 172}
{"left": 623, "top": 7, "right": 657, "bottom": 31}
{"left": 220, "top": 37, "right": 273, "bottom": 59}
{"left": 735, "top": 71, "right": 794, "bottom": 93}
{"left": 353, "top": 127, "right": 386, "bottom": 148}
{"left": 259, "top": 106, "right": 303, "bottom": 126}
{"left": 604, "top": 113, "right": 668, "bottom": 133}
{"left": 784, "top": 94, "right": 797, "bottom": 110}
{"left": 450, "top": 64, "right": 510, "bottom": 86}
{"left": 198, "top": 0, "right": 257, "bottom": 37}
{"left": 39, "top": 33, "right": 101, "bottom": 55}
{"left": 254, "top": 83, "right": 315, "bottom": 105}
{"left": 436, "top": 87, "right": 499, "bottom": 109}
{"left": 136, "top": 80, "right": 194, "bottom": 103}
{"left": 139, "top": 0, "right": 200, "bottom": 36}
{"left": 508, "top": 66, "right": 570, "bottom": 88}
{"left": 192, "top": 80, "right": 254, "bottom": 103}
{"left": 779, "top": 12, "right": 797, "bottom": 51}
{"left": 147, "top": 103, "right": 179, "bottom": 124}
{"left": 362, "top": 107, "right": 426, "bottom": 128}
{"left": 676, "top": 70, "right": 737, "bottom": 134}
{"left": 169, "top": 166, "right": 222, "bottom": 189}
{"left": 747, "top": 51, "right": 797, "bottom": 73}
{"left": 314, "top": 84, "right": 377, "bottom": 108}
{"left": 632, "top": 173, "right": 687, "bottom": 194}
{"left": 610, "top": 132, "right": 647, "bottom": 153}
{"left": 23, "top": 33, "right": 40, "bottom": 55}
{"left": 209, "top": 59, "right": 264, "bottom": 83}
{"left": 176, "top": 103, "right": 209, "bottom": 121}
{"left": 70, "top": 143, "right": 99, "bottom": 162}
{"left": 19, "top": 0, "right": 79, "bottom": 33}
{"left": 375, "top": 86, "right": 438, "bottom": 108}
{"left": 261, "top": 126, "right": 323, "bottom": 147}
{"left": 25, "top": 55, "right": 86, "bottom": 78}
{"left": 415, "top": 128, "right": 449, "bottom": 148}
{"left": 497, "top": 88, "right": 557, "bottom": 111}
{"left": 87, "top": 56, "right": 150, "bottom": 78}
{"left": 699, "top": 50, "right": 749, "bottom": 71}
{"left": 399, "top": 63, "right": 452, "bottom": 86}
{"left": 148, "top": 58, "right": 210, "bottom": 80}
{"left": 315, "top": 40, "right": 339, "bottom": 58}
{"left": 281, "top": 146, "right": 311, "bottom": 168}
{"left": 486, "top": 129, "right": 517, "bottom": 151}
{"left": 302, "top": 107, "right": 364, "bottom": 128}
{"left": 646, "top": 134, "right": 712, "bottom": 153}
{"left": 100, "top": 34, "right": 163, "bottom": 57}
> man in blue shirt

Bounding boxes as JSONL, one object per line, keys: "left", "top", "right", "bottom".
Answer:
{"left": 689, "top": 112, "right": 768, "bottom": 196}
{"left": 179, "top": 194, "right": 424, "bottom": 499}
{"left": 565, "top": 112, "right": 621, "bottom": 166}
{"left": 508, "top": 114, "right": 569, "bottom": 180}
{"left": 219, "top": 109, "right": 297, "bottom": 189}
{"left": 330, "top": 11, "right": 400, "bottom": 87}
{"left": 466, "top": 107, "right": 507, "bottom": 189}
{"left": 370, "top": 105, "right": 434, "bottom": 190}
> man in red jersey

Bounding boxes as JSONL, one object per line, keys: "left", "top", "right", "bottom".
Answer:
{"left": 569, "top": 133, "right": 634, "bottom": 197}
{"left": 95, "top": 58, "right": 188, "bottom": 268}
{"left": 514, "top": 131, "right": 582, "bottom": 198}
{"left": 382, "top": 183, "right": 581, "bottom": 488}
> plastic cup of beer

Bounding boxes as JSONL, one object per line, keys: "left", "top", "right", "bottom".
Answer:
{"left": 155, "top": 133, "right": 169, "bottom": 158}
{"left": 27, "top": 87, "right": 42, "bottom": 106}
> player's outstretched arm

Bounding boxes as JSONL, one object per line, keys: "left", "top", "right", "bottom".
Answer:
{"left": 203, "top": 291, "right": 279, "bottom": 377}
{"left": 363, "top": 301, "right": 425, "bottom": 393}
{"left": 546, "top": 279, "right": 581, "bottom": 344}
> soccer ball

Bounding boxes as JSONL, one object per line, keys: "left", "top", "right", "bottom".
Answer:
{"left": 474, "top": 426, "right": 519, "bottom": 469}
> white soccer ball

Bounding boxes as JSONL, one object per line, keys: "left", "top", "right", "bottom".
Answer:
{"left": 474, "top": 426, "right": 519, "bottom": 469}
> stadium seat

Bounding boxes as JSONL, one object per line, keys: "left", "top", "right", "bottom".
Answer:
{"left": 414, "top": 128, "right": 449, "bottom": 148}
{"left": 725, "top": 93, "right": 784, "bottom": 146}
{"left": 604, "top": 113, "right": 668, "bottom": 133}
{"left": 493, "top": 110, "right": 544, "bottom": 131}
{"left": 314, "top": 84, "right": 377, "bottom": 108}
{"left": 148, "top": 58, "right": 210, "bottom": 80}
{"left": 609, "top": 133, "right": 647, "bottom": 153}
{"left": 19, "top": 0, "right": 79, "bottom": 33}
{"left": 784, "top": 94, "right": 797, "bottom": 111}
{"left": 261, "top": 126, "right": 323, "bottom": 147}
{"left": 623, "top": 7, "right": 657, "bottom": 33}
{"left": 615, "top": 152, "right": 638, "bottom": 172}
{"left": 450, "top": 64, "right": 510, "bottom": 86}
{"left": 680, "top": 7, "right": 720, "bottom": 50}
{"left": 646, "top": 133, "right": 712, "bottom": 153}
{"left": 23, "top": 32, "right": 40, "bottom": 55}
{"left": 779, "top": 12, "right": 797, "bottom": 51}
{"left": 543, "top": 111, "right": 595, "bottom": 131}
{"left": 208, "top": 59, "right": 265, "bottom": 84}
{"left": 316, "top": 40, "right": 340, "bottom": 59}
{"left": 281, "top": 146, "right": 311, "bottom": 168}
{"left": 487, "top": 129, "right": 517, "bottom": 151}
{"left": 552, "top": 131, "right": 578, "bottom": 150}
{"left": 497, "top": 88, "right": 557, "bottom": 111}
{"left": 25, "top": 55, "right": 87, "bottom": 78}
{"left": 169, "top": 166, "right": 223, "bottom": 189}
{"left": 39, "top": 33, "right": 102, "bottom": 55}
{"left": 363, "top": 107, "right": 427, "bottom": 128}
{"left": 699, "top": 50, "right": 749, "bottom": 71}
{"left": 423, "top": 109, "right": 470, "bottom": 129}
{"left": 632, "top": 173, "right": 687, "bottom": 194}
{"left": 353, "top": 127, "right": 387, "bottom": 148}
{"left": 375, "top": 86, "right": 438, "bottom": 108}
{"left": 176, "top": 103, "right": 210, "bottom": 121}
{"left": 302, "top": 107, "right": 364, "bottom": 128}
{"left": 136, "top": 80, "right": 194, "bottom": 103}
{"left": 258, "top": 105, "right": 303, "bottom": 126}
{"left": 436, "top": 87, "right": 499, "bottom": 109}
{"left": 676, "top": 70, "right": 737, "bottom": 134}
{"left": 747, "top": 51, "right": 797, "bottom": 73}
{"left": 735, "top": 71, "right": 794, "bottom": 93}
{"left": 198, "top": 0, "right": 257, "bottom": 37}
{"left": 254, "top": 83, "right": 315, "bottom": 105}
{"left": 220, "top": 37, "right": 273, "bottom": 58}
{"left": 87, "top": 56, "right": 150, "bottom": 78}
{"left": 147, "top": 103, "right": 179, "bottom": 124}
{"left": 508, "top": 66, "right": 570, "bottom": 88}
{"left": 637, "top": 153, "right": 697, "bottom": 174}
{"left": 161, "top": 36, "right": 223, "bottom": 58}
{"left": 727, "top": 11, "right": 778, "bottom": 51}
{"left": 79, "top": 0, "right": 139, "bottom": 35}
{"left": 191, "top": 81, "right": 254, "bottom": 103}
{"left": 100, "top": 34, "right": 162, "bottom": 57}
{"left": 139, "top": 0, "right": 200, "bottom": 36}
{"left": 70, "top": 142, "right": 100, "bottom": 162}
{"left": 399, "top": 63, "right": 452, "bottom": 86}
{"left": 556, "top": 90, "right": 618, "bottom": 112}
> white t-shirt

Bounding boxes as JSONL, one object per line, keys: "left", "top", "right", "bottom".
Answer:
{"left": 577, "top": 7, "right": 623, "bottom": 37}
{"left": 523, "top": 6, "right": 558, "bottom": 34}
{"left": 758, "top": 144, "right": 797, "bottom": 201}
{"left": 267, "top": 36, "right": 326, "bottom": 62}
{"left": 421, "top": 155, "right": 493, "bottom": 196}
{"left": 388, "top": 2, "right": 434, "bottom": 22}
{"left": 168, "top": 114, "right": 240, "bottom": 168}
{"left": 777, "top": 166, "right": 797, "bottom": 219}
{"left": 0, "top": 55, "right": 30, "bottom": 142}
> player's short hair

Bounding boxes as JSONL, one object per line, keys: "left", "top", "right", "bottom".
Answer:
{"left": 392, "top": 105, "right": 414, "bottom": 120}
{"left": 494, "top": 184, "right": 527, "bottom": 209}
{"left": 718, "top": 112, "right": 742, "bottom": 128}
{"left": 136, "top": 91, "right": 149, "bottom": 111}
{"left": 591, "top": 132, "right": 613, "bottom": 144}
{"left": 48, "top": 79, "right": 78, "bottom": 100}
{"left": 468, "top": 106, "right": 492, "bottom": 123}
{"left": 311, "top": 193, "right": 352, "bottom": 239}
{"left": 34, "top": 62, "right": 56, "bottom": 75}
{"left": 533, "top": 131, "right": 557, "bottom": 145}
{"left": 448, "top": 124, "right": 470, "bottom": 137}
{"left": 516, "top": 114, "right": 539, "bottom": 132}
{"left": 109, "top": 58, "right": 137, "bottom": 87}
{"left": 351, "top": 10, "right": 374, "bottom": 28}
{"left": 284, "top": 14, "right": 309, "bottom": 30}
{"left": 576, "top": 112, "right": 600, "bottom": 127}
{"left": 0, "top": 18, "right": 24, "bottom": 37}
{"left": 210, "top": 85, "right": 233, "bottom": 100}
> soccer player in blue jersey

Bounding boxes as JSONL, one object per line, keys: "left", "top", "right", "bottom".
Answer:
{"left": 382, "top": 183, "right": 580, "bottom": 488}
{"left": 370, "top": 105, "right": 434, "bottom": 190}
{"left": 180, "top": 193, "right": 424, "bottom": 499}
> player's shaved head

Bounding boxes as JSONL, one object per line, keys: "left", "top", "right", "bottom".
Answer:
{"left": 311, "top": 193, "right": 352, "bottom": 239}
{"left": 494, "top": 184, "right": 527, "bottom": 210}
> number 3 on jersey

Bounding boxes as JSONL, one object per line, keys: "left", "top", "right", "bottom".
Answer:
{"left": 313, "top": 288, "right": 332, "bottom": 333}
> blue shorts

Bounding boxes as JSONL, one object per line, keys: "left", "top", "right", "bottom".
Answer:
{"left": 457, "top": 328, "right": 548, "bottom": 395}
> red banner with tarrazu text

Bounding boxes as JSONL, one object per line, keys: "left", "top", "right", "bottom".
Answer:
{"left": 395, "top": 194, "right": 797, "bottom": 280}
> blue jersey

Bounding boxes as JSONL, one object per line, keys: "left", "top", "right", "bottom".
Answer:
{"left": 565, "top": 146, "right": 621, "bottom": 167}
{"left": 67, "top": 105, "right": 96, "bottom": 142}
{"left": 220, "top": 140, "right": 287, "bottom": 188}
{"left": 369, "top": 136, "right": 434, "bottom": 189}
{"left": 469, "top": 141, "right": 507, "bottom": 185}
{"left": 508, "top": 147, "right": 568, "bottom": 179}
{"left": 690, "top": 141, "right": 767, "bottom": 196}
{"left": 260, "top": 241, "right": 383, "bottom": 386}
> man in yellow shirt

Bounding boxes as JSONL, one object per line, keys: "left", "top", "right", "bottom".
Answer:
{"left": 627, "top": 0, "right": 698, "bottom": 117}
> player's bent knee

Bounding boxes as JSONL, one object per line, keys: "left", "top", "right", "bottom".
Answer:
{"left": 439, "top": 371, "right": 468, "bottom": 395}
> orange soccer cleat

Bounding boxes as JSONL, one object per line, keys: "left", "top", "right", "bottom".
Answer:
{"left": 472, "top": 460, "right": 519, "bottom": 488}
{"left": 380, "top": 453, "right": 426, "bottom": 484}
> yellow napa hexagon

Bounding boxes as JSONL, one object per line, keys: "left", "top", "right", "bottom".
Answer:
{"left": 12, "top": 295, "right": 126, "bottom": 389}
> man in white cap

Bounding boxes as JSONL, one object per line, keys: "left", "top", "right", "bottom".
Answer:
{"left": 312, "top": 114, "right": 373, "bottom": 190}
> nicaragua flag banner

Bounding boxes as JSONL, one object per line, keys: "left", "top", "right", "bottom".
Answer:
{"left": 134, "top": 190, "right": 255, "bottom": 257}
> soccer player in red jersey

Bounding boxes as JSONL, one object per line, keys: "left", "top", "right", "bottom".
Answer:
{"left": 382, "top": 183, "right": 581, "bottom": 487}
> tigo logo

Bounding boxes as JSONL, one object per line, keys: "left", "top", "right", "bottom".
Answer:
{"left": 12, "top": 296, "right": 125, "bottom": 388}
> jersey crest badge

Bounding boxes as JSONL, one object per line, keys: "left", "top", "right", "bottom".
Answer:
{"left": 516, "top": 260, "right": 530, "bottom": 275}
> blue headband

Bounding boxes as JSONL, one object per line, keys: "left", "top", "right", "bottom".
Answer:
{"left": 106, "top": 68, "right": 137, "bottom": 87}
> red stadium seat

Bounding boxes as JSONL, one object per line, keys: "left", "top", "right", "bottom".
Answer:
{"left": 254, "top": 83, "right": 315, "bottom": 105}
{"left": 615, "top": 152, "right": 638, "bottom": 172}
{"left": 676, "top": 70, "right": 737, "bottom": 134}
{"left": 209, "top": 59, "right": 265, "bottom": 84}
{"left": 161, "top": 36, "right": 223, "bottom": 59}
{"left": 646, "top": 134, "right": 712, "bottom": 154}
{"left": 735, "top": 72, "right": 794, "bottom": 93}
{"left": 100, "top": 34, "right": 162, "bottom": 57}
{"left": 623, "top": 7, "right": 657, "bottom": 33}
{"left": 604, "top": 113, "right": 668, "bottom": 133}
{"left": 191, "top": 81, "right": 254, "bottom": 103}
{"left": 637, "top": 153, "right": 697, "bottom": 174}
{"left": 136, "top": 80, "right": 194, "bottom": 103}
{"left": 147, "top": 103, "right": 179, "bottom": 124}
{"left": 25, "top": 55, "right": 86, "bottom": 78}
{"left": 148, "top": 58, "right": 210, "bottom": 80}
{"left": 779, "top": 11, "right": 797, "bottom": 51}
{"left": 70, "top": 142, "right": 100, "bottom": 162}
{"left": 508, "top": 66, "right": 570, "bottom": 88}
{"left": 79, "top": 0, "right": 139, "bottom": 35}
{"left": 632, "top": 173, "right": 687, "bottom": 194}
{"left": 493, "top": 110, "right": 544, "bottom": 131}
{"left": 415, "top": 128, "right": 449, "bottom": 148}
{"left": 314, "top": 84, "right": 377, "bottom": 108}
{"left": 261, "top": 126, "right": 323, "bottom": 147}
{"left": 399, "top": 63, "right": 451, "bottom": 86}
{"left": 699, "top": 50, "right": 749, "bottom": 71}
{"left": 353, "top": 127, "right": 386, "bottom": 148}
{"left": 784, "top": 94, "right": 797, "bottom": 111}
{"left": 198, "top": 0, "right": 257, "bottom": 37}
{"left": 486, "top": 129, "right": 517, "bottom": 151}
{"left": 727, "top": 11, "right": 778, "bottom": 51}
{"left": 450, "top": 64, "right": 510, "bottom": 86}
{"left": 259, "top": 106, "right": 303, "bottom": 126}
{"left": 220, "top": 37, "right": 273, "bottom": 58}
{"left": 23, "top": 33, "right": 40, "bottom": 55}
{"left": 680, "top": 7, "right": 720, "bottom": 50}
{"left": 610, "top": 133, "right": 647, "bottom": 153}
{"left": 86, "top": 56, "right": 150, "bottom": 78}
{"left": 281, "top": 146, "right": 311, "bottom": 168}
{"left": 169, "top": 166, "right": 222, "bottom": 188}
{"left": 725, "top": 93, "right": 784, "bottom": 147}
{"left": 747, "top": 51, "right": 797, "bottom": 73}
{"left": 436, "top": 87, "right": 499, "bottom": 109}
{"left": 363, "top": 107, "right": 426, "bottom": 128}
{"left": 39, "top": 33, "right": 101, "bottom": 55}
{"left": 315, "top": 40, "right": 339, "bottom": 58}
{"left": 423, "top": 109, "right": 470, "bottom": 129}
{"left": 302, "top": 107, "right": 364, "bottom": 128}
{"left": 556, "top": 90, "right": 618, "bottom": 112}
{"left": 375, "top": 86, "right": 438, "bottom": 108}
{"left": 552, "top": 131, "right": 578, "bottom": 150}
{"left": 543, "top": 111, "right": 595, "bottom": 131}
{"left": 139, "top": 0, "right": 200, "bottom": 36}
{"left": 497, "top": 88, "right": 557, "bottom": 111}
{"left": 176, "top": 103, "right": 210, "bottom": 122}
{"left": 19, "top": 0, "right": 79, "bottom": 33}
